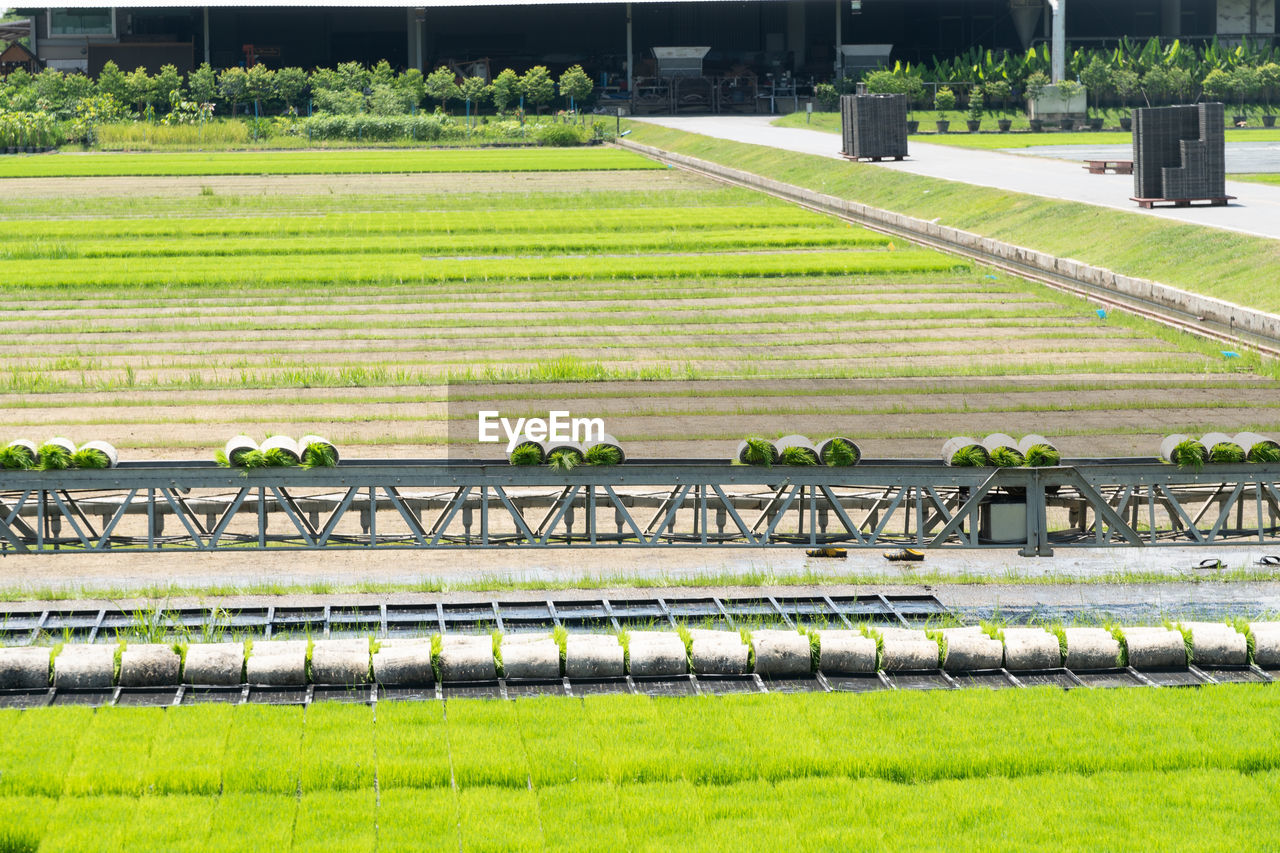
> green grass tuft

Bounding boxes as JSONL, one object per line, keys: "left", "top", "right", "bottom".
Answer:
{"left": 1024, "top": 443, "right": 1061, "bottom": 467}
{"left": 1172, "top": 438, "right": 1207, "bottom": 471}
{"left": 213, "top": 449, "right": 230, "bottom": 468}
{"left": 1247, "top": 442, "right": 1280, "bottom": 464}
{"left": 69, "top": 448, "right": 110, "bottom": 469}
{"left": 1209, "top": 442, "right": 1246, "bottom": 464}
{"left": 741, "top": 437, "right": 776, "bottom": 467}
{"left": 300, "top": 442, "right": 338, "bottom": 469}
{"left": 546, "top": 449, "right": 580, "bottom": 472}
{"left": 0, "top": 445, "right": 35, "bottom": 470}
{"left": 509, "top": 443, "right": 543, "bottom": 466}
{"left": 237, "top": 449, "right": 270, "bottom": 469}
{"left": 822, "top": 437, "right": 858, "bottom": 467}
{"left": 261, "top": 447, "right": 298, "bottom": 467}
{"left": 36, "top": 443, "right": 71, "bottom": 471}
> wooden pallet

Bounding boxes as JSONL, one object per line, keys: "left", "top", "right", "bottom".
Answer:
{"left": 1084, "top": 159, "right": 1133, "bottom": 174}
{"left": 841, "top": 154, "right": 907, "bottom": 162}
{"left": 1130, "top": 196, "right": 1235, "bottom": 209}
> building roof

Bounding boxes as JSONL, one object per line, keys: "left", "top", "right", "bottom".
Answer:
{"left": 17, "top": 0, "right": 760, "bottom": 7}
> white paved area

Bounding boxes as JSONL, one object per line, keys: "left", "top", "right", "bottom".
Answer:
{"left": 636, "top": 115, "right": 1280, "bottom": 241}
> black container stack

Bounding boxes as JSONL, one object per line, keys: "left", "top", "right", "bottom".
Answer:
{"left": 1132, "top": 103, "right": 1225, "bottom": 201}
{"left": 841, "top": 93, "right": 909, "bottom": 160}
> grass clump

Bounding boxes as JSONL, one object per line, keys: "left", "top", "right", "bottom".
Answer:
{"left": 1209, "top": 442, "right": 1246, "bottom": 464}
{"left": 1171, "top": 438, "right": 1207, "bottom": 472}
{"left": 822, "top": 438, "right": 858, "bottom": 467}
{"left": 989, "top": 447, "right": 1025, "bottom": 468}
{"left": 583, "top": 444, "right": 623, "bottom": 466}
{"left": 1247, "top": 442, "right": 1280, "bottom": 464}
{"left": 36, "top": 443, "right": 71, "bottom": 471}
{"left": 509, "top": 443, "right": 543, "bottom": 466}
{"left": 70, "top": 447, "right": 111, "bottom": 469}
{"left": 740, "top": 437, "right": 776, "bottom": 467}
{"left": 780, "top": 445, "right": 818, "bottom": 465}
{"left": 949, "top": 445, "right": 989, "bottom": 467}
{"left": 1024, "top": 444, "right": 1061, "bottom": 467}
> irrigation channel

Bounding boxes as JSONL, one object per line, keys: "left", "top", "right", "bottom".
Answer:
{"left": 1, "top": 594, "right": 1277, "bottom": 708}
{"left": 2, "top": 459, "right": 1280, "bottom": 557}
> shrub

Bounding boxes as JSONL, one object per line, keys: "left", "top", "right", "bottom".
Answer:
{"left": 535, "top": 122, "right": 587, "bottom": 146}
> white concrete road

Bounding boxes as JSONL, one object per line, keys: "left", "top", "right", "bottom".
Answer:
{"left": 636, "top": 115, "right": 1280, "bottom": 241}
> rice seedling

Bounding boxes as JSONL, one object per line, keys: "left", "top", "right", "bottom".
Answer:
{"left": 0, "top": 796, "right": 55, "bottom": 853}
{"left": 69, "top": 447, "right": 111, "bottom": 469}
{"left": 106, "top": 795, "right": 216, "bottom": 853}
{"left": 62, "top": 707, "right": 163, "bottom": 796}
{"left": 989, "top": 446, "right": 1026, "bottom": 468}
{"left": 1209, "top": 441, "right": 1246, "bottom": 464}
{"left": 949, "top": 445, "right": 990, "bottom": 467}
{"left": 300, "top": 441, "right": 338, "bottom": 469}
{"left": 292, "top": 789, "right": 376, "bottom": 853}
{"left": 261, "top": 447, "right": 299, "bottom": 467}
{"left": 375, "top": 701, "right": 452, "bottom": 789}
{"left": 0, "top": 442, "right": 35, "bottom": 470}
{"left": 1172, "top": 437, "right": 1208, "bottom": 471}
{"left": 821, "top": 437, "right": 858, "bottom": 466}
{"left": 444, "top": 700, "right": 530, "bottom": 788}
{"left": 35, "top": 442, "right": 71, "bottom": 471}
{"left": 456, "top": 786, "right": 545, "bottom": 851}
{"left": 508, "top": 442, "right": 543, "bottom": 466}
{"left": 36, "top": 795, "right": 132, "bottom": 853}
{"left": 222, "top": 705, "right": 304, "bottom": 794}
{"left": 741, "top": 437, "right": 776, "bottom": 467}
{"left": 237, "top": 449, "right": 270, "bottom": 469}
{"left": 546, "top": 448, "right": 581, "bottom": 472}
{"left": 583, "top": 443, "right": 623, "bottom": 466}
{"left": 514, "top": 696, "right": 609, "bottom": 786}
{"left": 780, "top": 445, "right": 819, "bottom": 465}
{"left": 206, "top": 794, "right": 298, "bottom": 853}
{"left": 144, "top": 705, "right": 232, "bottom": 795}
{"left": 538, "top": 782, "right": 631, "bottom": 851}
{"left": 1248, "top": 442, "right": 1280, "bottom": 463}
{"left": 1023, "top": 443, "right": 1061, "bottom": 466}
{"left": 377, "top": 788, "right": 461, "bottom": 853}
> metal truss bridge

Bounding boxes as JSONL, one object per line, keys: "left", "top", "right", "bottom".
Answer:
{"left": 1, "top": 459, "right": 1278, "bottom": 557}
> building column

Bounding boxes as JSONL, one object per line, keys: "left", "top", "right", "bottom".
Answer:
{"left": 626, "top": 3, "right": 633, "bottom": 95}
{"left": 203, "top": 7, "right": 210, "bottom": 65}
{"left": 834, "top": 0, "right": 842, "bottom": 77}
{"left": 1048, "top": 0, "right": 1066, "bottom": 83}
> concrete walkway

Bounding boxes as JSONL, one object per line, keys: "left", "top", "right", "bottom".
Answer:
{"left": 636, "top": 115, "right": 1280, "bottom": 241}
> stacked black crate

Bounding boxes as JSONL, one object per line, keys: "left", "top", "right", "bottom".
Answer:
{"left": 840, "top": 93, "right": 908, "bottom": 159}
{"left": 1133, "top": 103, "right": 1225, "bottom": 200}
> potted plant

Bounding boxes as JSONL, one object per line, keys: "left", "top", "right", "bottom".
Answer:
{"left": 1230, "top": 65, "right": 1262, "bottom": 126}
{"left": 934, "top": 85, "right": 955, "bottom": 133}
{"left": 984, "top": 81, "right": 1013, "bottom": 131}
{"left": 1113, "top": 68, "right": 1139, "bottom": 130}
{"left": 966, "top": 88, "right": 983, "bottom": 132}
{"left": 1260, "top": 62, "right": 1280, "bottom": 127}
{"left": 1025, "top": 71, "right": 1049, "bottom": 132}
{"left": 1055, "top": 80, "right": 1083, "bottom": 130}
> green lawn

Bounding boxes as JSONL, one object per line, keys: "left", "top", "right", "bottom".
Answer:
{"left": 0, "top": 147, "right": 660, "bottom": 178}
{"left": 1234, "top": 173, "right": 1280, "bottom": 186}
{"left": 0, "top": 687, "right": 1276, "bottom": 850}
{"left": 775, "top": 110, "right": 1280, "bottom": 149}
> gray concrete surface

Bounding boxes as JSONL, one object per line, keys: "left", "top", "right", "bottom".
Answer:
{"left": 1009, "top": 141, "right": 1280, "bottom": 174}
{"left": 634, "top": 115, "right": 1280, "bottom": 241}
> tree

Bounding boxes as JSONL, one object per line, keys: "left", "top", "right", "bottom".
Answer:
{"left": 1199, "top": 67, "right": 1231, "bottom": 103}
{"left": 126, "top": 66, "right": 156, "bottom": 114}
{"left": 425, "top": 66, "right": 460, "bottom": 109}
{"left": 188, "top": 63, "right": 217, "bottom": 105}
{"left": 520, "top": 66, "right": 555, "bottom": 112}
{"left": 490, "top": 68, "right": 521, "bottom": 112}
{"left": 336, "top": 61, "right": 369, "bottom": 93}
{"left": 1259, "top": 62, "right": 1280, "bottom": 115}
{"left": 460, "top": 76, "right": 490, "bottom": 108}
{"left": 396, "top": 68, "right": 425, "bottom": 110}
{"left": 96, "top": 61, "right": 129, "bottom": 104}
{"left": 1112, "top": 68, "right": 1140, "bottom": 107}
{"left": 217, "top": 66, "right": 248, "bottom": 116}
{"left": 1227, "top": 65, "right": 1261, "bottom": 114}
{"left": 153, "top": 64, "right": 183, "bottom": 111}
{"left": 370, "top": 59, "right": 396, "bottom": 87}
{"left": 274, "top": 67, "right": 308, "bottom": 112}
{"left": 557, "top": 64, "right": 593, "bottom": 109}
{"left": 244, "top": 63, "right": 275, "bottom": 113}
{"left": 308, "top": 67, "right": 343, "bottom": 92}
{"left": 982, "top": 80, "right": 1012, "bottom": 113}
{"left": 1079, "top": 55, "right": 1112, "bottom": 117}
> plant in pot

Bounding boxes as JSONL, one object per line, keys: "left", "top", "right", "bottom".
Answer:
{"left": 1055, "top": 80, "right": 1083, "bottom": 130}
{"left": 1259, "top": 62, "right": 1280, "bottom": 127}
{"left": 1112, "top": 68, "right": 1140, "bottom": 130}
{"left": 965, "top": 88, "right": 983, "bottom": 132}
{"left": 1229, "top": 65, "right": 1261, "bottom": 126}
{"left": 983, "top": 81, "right": 1013, "bottom": 131}
{"left": 1201, "top": 67, "right": 1232, "bottom": 113}
{"left": 1025, "top": 71, "right": 1049, "bottom": 132}
{"left": 1078, "top": 55, "right": 1112, "bottom": 130}
{"left": 902, "top": 74, "right": 925, "bottom": 134}
{"left": 933, "top": 85, "right": 955, "bottom": 133}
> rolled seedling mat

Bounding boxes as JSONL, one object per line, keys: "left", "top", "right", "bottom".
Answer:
{"left": 1, "top": 439, "right": 37, "bottom": 469}
{"left": 1234, "top": 431, "right": 1280, "bottom": 463}
{"left": 43, "top": 437, "right": 77, "bottom": 456}
{"left": 260, "top": 435, "right": 302, "bottom": 465}
{"left": 981, "top": 433, "right": 1024, "bottom": 467}
{"left": 541, "top": 441, "right": 584, "bottom": 468}
{"left": 735, "top": 437, "right": 779, "bottom": 466}
{"left": 77, "top": 440, "right": 118, "bottom": 469}
{"left": 507, "top": 437, "right": 545, "bottom": 465}
{"left": 1016, "top": 434, "right": 1060, "bottom": 466}
{"left": 817, "top": 436, "right": 862, "bottom": 466}
{"left": 1160, "top": 434, "right": 1207, "bottom": 466}
{"left": 583, "top": 433, "right": 626, "bottom": 465}
{"left": 941, "top": 436, "right": 988, "bottom": 467}
{"left": 297, "top": 434, "right": 339, "bottom": 467}
{"left": 1201, "top": 431, "right": 1245, "bottom": 464}
{"left": 37, "top": 437, "right": 77, "bottom": 469}
{"left": 224, "top": 435, "right": 259, "bottom": 467}
{"left": 776, "top": 434, "right": 820, "bottom": 465}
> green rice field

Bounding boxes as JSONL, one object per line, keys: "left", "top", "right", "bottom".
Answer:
{"left": 0, "top": 148, "right": 660, "bottom": 178}
{"left": 0, "top": 687, "right": 1275, "bottom": 851}
{"left": 2, "top": 145, "right": 1278, "bottom": 463}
